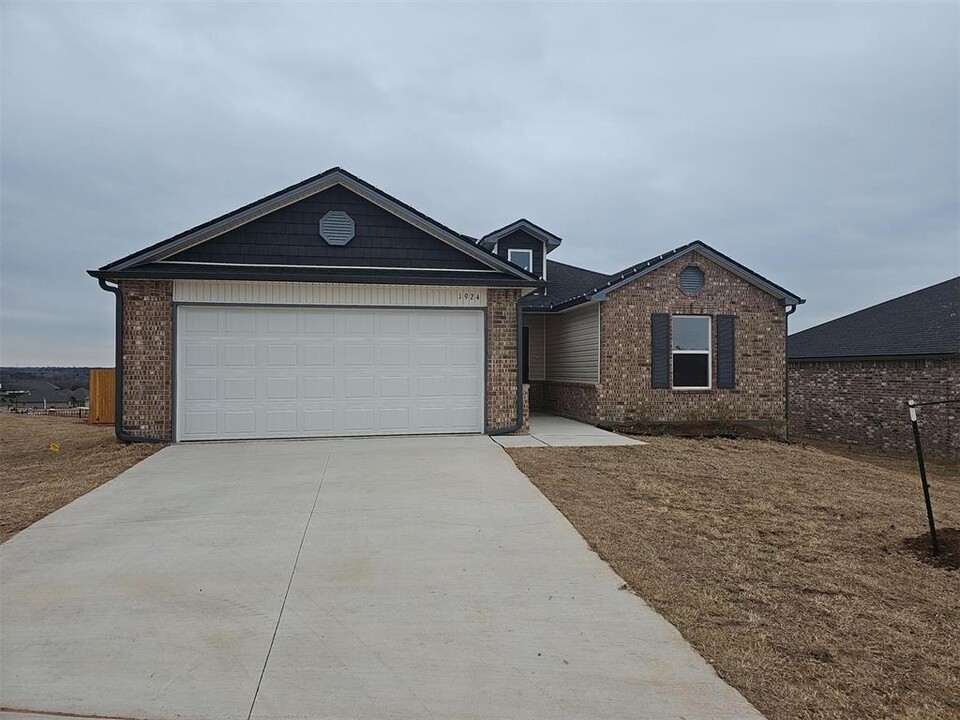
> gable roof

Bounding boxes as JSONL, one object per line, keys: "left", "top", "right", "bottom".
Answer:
{"left": 94, "top": 168, "right": 540, "bottom": 286}
{"left": 478, "top": 219, "right": 562, "bottom": 254}
{"left": 533, "top": 240, "right": 803, "bottom": 312}
{"left": 788, "top": 277, "right": 960, "bottom": 360}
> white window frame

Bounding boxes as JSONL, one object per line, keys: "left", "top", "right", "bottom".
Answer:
{"left": 507, "top": 248, "right": 534, "bottom": 273}
{"left": 672, "top": 315, "right": 711, "bottom": 390}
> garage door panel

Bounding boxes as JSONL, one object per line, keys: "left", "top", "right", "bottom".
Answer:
{"left": 380, "top": 376, "right": 409, "bottom": 398}
{"left": 183, "top": 377, "right": 218, "bottom": 401}
{"left": 303, "top": 313, "right": 335, "bottom": 334}
{"left": 344, "top": 344, "right": 375, "bottom": 366}
{"left": 265, "top": 409, "right": 298, "bottom": 433}
{"left": 223, "top": 410, "right": 257, "bottom": 434}
{"left": 267, "top": 312, "right": 299, "bottom": 334}
{"left": 302, "top": 408, "right": 335, "bottom": 432}
{"left": 380, "top": 407, "right": 410, "bottom": 430}
{"left": 380, "top": 344, "right": 409, "bottom": 366}
{"left": 181, "top": 410, "right": 218, "bottom": 436}
{"left": 224, "top": 344, "right": 257, "bottom": 367}
{"left": 224, "top": 312, "right": 257, "bottom": 333}
{"left": 302, "top": 377, "right": 335, "bottom": 399}
{"left": 344, "top": 376, "right": 375, "bottom": 398}
{"left": 185, "top": 309, "right": 219, "bottom": 333}
{"left": 344, "top": 408, "right": 375, "bottom": 432}
{"left": 266, "top": 377, "right": 298, "bottom": 400}
{"left": 302, "top": 345, "right": 334, "bottom": 366}
{"left": 223, "top": 377, "right": 257, "bottom": 400}
{"left": 176, "top": 306, "right": 484, "bottom": 440}
{"left": 267, "top": 344, "right": 298, "bottom": 366}
{"left": 184, "top": 344, "right": 218, "bottom": 367}
{"left": 379, "top": 313, "right": 410, "bottom": 335}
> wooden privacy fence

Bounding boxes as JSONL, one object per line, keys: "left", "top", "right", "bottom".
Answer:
{"left": 88, "top": 368, "right": 115, "bottom": 425}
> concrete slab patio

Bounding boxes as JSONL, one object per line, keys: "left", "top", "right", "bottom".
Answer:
{"left": 493, "top": 412, "right": 644, "bottom": 448}
{"left": 1, "top": 436, "right": 759, "bottom": 720}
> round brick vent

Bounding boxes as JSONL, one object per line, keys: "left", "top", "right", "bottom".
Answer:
{"left": 319, "top": 211, "right": 355, "bottom": 246}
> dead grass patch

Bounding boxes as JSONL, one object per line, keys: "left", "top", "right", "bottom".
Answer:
{"left": 507, "top": 437, "right": 960, "bottom": 720}
{"left": 0, "top": 414, "right": 163, "bottom": 542}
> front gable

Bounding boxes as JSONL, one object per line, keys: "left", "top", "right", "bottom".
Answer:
{"left": 167, "top": 184, "right": 491, "bottom": 271}
{"left": 92, "top": 168, "right": 541, "bottom": 288}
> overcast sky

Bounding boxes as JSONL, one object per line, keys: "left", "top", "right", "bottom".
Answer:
{"left": 2, "top": 1, "right": 957, "bottom": 366}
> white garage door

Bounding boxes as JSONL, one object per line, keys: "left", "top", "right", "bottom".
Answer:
{"left": 176, "top": 306, "right": 484, "bottom": 441}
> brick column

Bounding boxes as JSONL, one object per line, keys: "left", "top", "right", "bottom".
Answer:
{"left": 486, "top": 288, "right": 526, "bottom": 433}
{"left": 120, "top": 280, "right": 174, "bottom": 440}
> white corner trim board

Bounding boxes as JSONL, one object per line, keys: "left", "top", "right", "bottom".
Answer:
{"left": 173, "top": 280, "right": 488, "bottom": 308}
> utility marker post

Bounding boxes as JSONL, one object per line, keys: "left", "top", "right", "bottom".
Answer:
{"left": 908, "top": 399, "right": 939, "bottom": 556}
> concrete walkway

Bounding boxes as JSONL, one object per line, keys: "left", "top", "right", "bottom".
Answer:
{"left": 1, "top": 436, "right": 760, "bottom": 720}
{"left": 493, "top": 412, "right": 644, "bottom": 447}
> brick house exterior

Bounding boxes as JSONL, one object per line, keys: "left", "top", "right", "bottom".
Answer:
{"left": 788, "top": 278, "right": 959, "bottom": 460}
{"left": 527, "top": 250, "right": 789, "bottom": 434}
{"left": 789, "top": 357, "right": 959, "bottom": 458}
{"left": 92, "top": 168, "right": 800, "bottom": 442}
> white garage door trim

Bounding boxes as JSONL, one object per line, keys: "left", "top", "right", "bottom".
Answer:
{"left": 175, "top": 305, "right": 486, "bottom": 441}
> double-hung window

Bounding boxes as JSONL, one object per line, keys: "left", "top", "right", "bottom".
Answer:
{"left": 672, "top": 316, "right": 711, "bottom": 389}
{"left": 507, "top": 248, "right": 534, "bottom": 273}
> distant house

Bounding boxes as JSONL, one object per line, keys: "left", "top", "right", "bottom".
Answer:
{"left": 0, "top": 380, "right": 89, "bottom": 409}
{"left": 788, "top": 278, "right": 959, "bottom": 459}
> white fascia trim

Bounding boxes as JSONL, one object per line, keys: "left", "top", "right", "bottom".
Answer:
{"left": 159, "top": 260, "right": 496, "bottom": 272}
{"left": 111, "top": 171, "right": 532, "bottom": 280}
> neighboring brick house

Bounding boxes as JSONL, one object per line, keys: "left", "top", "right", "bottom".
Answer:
{"left": 788, "top": 278, "right": 959, "bottom": 459}
{"left": 90, "top": 167, "right": 802, "bottom": 442}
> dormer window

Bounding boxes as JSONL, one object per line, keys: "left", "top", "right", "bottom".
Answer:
{"left": 508, "top": 248, "right": 534, "bottom": 273}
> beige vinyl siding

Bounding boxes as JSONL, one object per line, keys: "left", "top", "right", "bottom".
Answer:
{"left": 173, "top": 280, "right": 487, "bottom": 307}
{"left": 524, "top": 315, "right": 546, "bottom": 381}
{"left": 545, "top": 304, "right": 600, "bottom": 384}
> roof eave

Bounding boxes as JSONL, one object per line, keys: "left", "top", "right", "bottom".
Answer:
{"left": 88, "top": 267, "right": 545, "bottom": 289}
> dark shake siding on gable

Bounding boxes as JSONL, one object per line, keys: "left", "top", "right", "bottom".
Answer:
{"left": 169, "top": 184, "right": 491, "bottom": 271}
{"left": 494, "top": 229, "right": 544, "bottom": 277}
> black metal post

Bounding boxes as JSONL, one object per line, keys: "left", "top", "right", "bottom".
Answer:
{"left": 908, "top": 400, "right": 939, "bottom": 556}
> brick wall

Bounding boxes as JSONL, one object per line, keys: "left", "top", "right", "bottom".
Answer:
{"left": 486, "top": 288, "right": 526, "bottom": 433}
{"left": 596, "top": 251, "right": 787, "bottom": 435}
{"left": 529, "top": 380, "right": 599, "bottom": 423}
{"left": 789, "top": 357, "right": 959, "bottom": 459}
{"left": 120, "top": 279, "right": 174, "bottom": 440}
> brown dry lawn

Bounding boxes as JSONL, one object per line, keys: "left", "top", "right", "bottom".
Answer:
{"left": 508, "top": 437, "right": 960, "bottom": 720}
{"left": 1, "top": 414, "right": 163, "bottom": 542}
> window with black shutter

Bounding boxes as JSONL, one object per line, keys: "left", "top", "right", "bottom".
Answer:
{"left": 671, "top": 316, "right": 711, "bottom": 389}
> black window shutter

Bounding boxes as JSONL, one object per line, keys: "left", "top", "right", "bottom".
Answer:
{"left": 717, "top": 315, "right": 736, "bottom": 388}
{"left": 650, "top": 314, "right": 670, "bottom": 388}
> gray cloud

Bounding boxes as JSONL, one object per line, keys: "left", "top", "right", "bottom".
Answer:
{"left": 2, "top": 1, "right": 957, "bottom": 365}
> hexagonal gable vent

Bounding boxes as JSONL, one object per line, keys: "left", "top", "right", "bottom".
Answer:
{"left": 319, "top": 211, "right": 355, "bottom": 246}
{"left": 679, "top": 265, "right": 705, "bottom": 294}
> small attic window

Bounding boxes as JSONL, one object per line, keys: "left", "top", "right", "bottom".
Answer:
{"left": 319, "top": 211, "right": 355, "bottom": 246}
{"left": 679, "top": 265, "right": 705, "bottom": 295}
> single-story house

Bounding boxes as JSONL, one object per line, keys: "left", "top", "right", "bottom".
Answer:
{"left": 788, "top": 277, "right": 959, "bottom": 459}
{"left": 0, "top": 380, "right": 89, "bottom": 409}
{"left": 89, "top": 168, "right": 803, "bottom": 442}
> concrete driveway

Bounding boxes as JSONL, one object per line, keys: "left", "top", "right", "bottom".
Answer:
{"left": 1, "top": 436, "right": 761, "bottom": 720}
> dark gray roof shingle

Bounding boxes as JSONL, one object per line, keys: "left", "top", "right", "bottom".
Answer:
{"left": 523, "top": 261, "right": 612, "bottom": 310}
{"left": 788, "top": 277, "right": 960, "bottom": 360}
